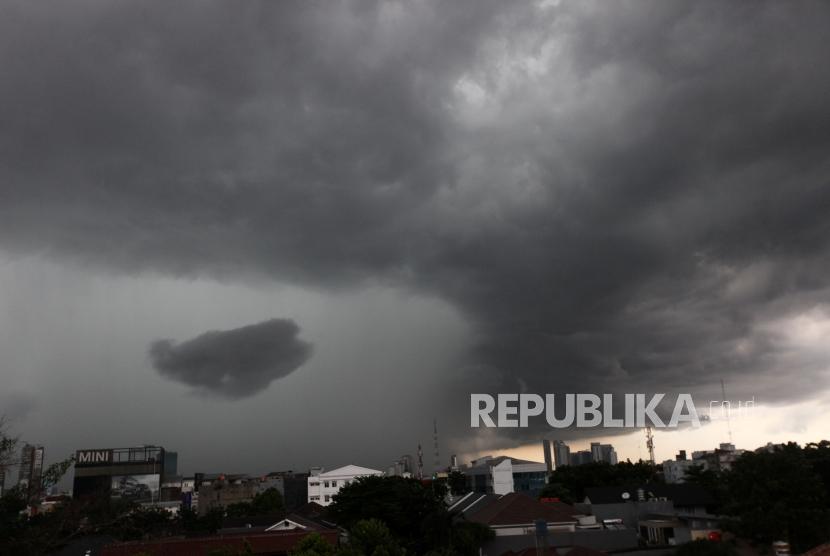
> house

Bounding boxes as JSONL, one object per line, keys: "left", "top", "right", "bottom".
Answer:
{"left": 462, "top": 493, "right": 637, "bottom": 556}
{"left": 306, "top": 464, "right": 384, "bottom": 506}
{"left": 100, "top": 528, "right": 337, "bottom": 556}
{"left": 466, "top": 492, "right": 580, "bottom": 536}
{"left": 583, "top": 484, "right": 719, "bottom": 546}
{"left": 219, "top": 512, "right": 334, "bottom": 535}
{"left": 196, "top": 475, "right": 258, "bottom": 516}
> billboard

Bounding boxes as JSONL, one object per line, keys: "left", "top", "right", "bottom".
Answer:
{"left": 111, "top": 474, "right": 160, "bottom": 503}
{"left": 76, "top": 449, "right": 113, "bottom": 466}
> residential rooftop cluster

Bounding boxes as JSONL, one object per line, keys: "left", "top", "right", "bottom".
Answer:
{"left": 4, "top": 436, "right": 826, "bottom": 556}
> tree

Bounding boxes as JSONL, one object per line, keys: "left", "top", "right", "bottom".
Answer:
{"left": 447, "top": 471, "right": 468, "bottom": 496}
{"left": 328, "top": 475, "right": 491, "bottom": 555}
{"left": 544, "top": 461, "right": 661, "bottom": 501}
{"left": 251, "top": 487, "right": 285, "bottom": 514}
{"left": 0, "top": 416, "right": 19, "bottom": 470}
{"left": 225, "top": 487, "right": 285, "bottom": 517}
{"left": 329, "top": 475, "right": 445, "bottom": 551}
{"left": 804, "top": 441, "right": 830, "bottom": 504}
{"left": 0, "top": 420, "right": 80, "bottom": 555}
{"left": 290, "top": 532, "right": 336, "bottom": 556}
{"left": 179, "top": 506, "right": 225, "bottom": 534}
{"left": 109, "top": 506, "right": 178, "bottom": 541}
{"left": 683, "top": 464, "right": 726, "bottom": 513}
{"left": 346, "top": 518, "right": 404, "bottom": 556}
{"left": 723, "top": 442, "right": 830, "bottom": 553}
{"left": 445, "top": 521, "right": 494, "bottom": 556}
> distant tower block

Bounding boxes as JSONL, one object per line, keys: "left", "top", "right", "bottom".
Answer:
{"left": 417, "top": 443, "right": 424, "bottom": 479}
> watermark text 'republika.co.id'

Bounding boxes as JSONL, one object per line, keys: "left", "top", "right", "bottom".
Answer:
{"left": 470, "top": 393, "right": 706, "bottom": 429}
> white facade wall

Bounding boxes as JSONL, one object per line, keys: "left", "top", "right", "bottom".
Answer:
{"left": 491, "top": 459, "right": 515, "bottom": 495}
{"left": 307, "top": 465, "right": 384, "bottom": 506}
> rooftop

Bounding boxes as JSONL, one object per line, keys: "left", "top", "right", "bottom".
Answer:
{"left": 467, "top": 492, "right": 580, "bottom": 527}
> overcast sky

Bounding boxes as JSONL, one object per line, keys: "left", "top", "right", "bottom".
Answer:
{"left": 2, "top": 0, "right": 830, "bottom": 476}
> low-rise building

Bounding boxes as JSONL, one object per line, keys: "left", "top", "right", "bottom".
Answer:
{"left": 453, "top": 493, "right": 637, "bottom": 555}
{"left": 72, "top": 445, "right": 177, "bottom": 506}
{"left": 464, "top": 456, "right": 548, "bottom": 496}
{"left": 101, "top": 526, "right": 337, "bottom": 556}
{"left": 306, "top": 464, "right": 384, "bottom": 506}
{"left": 691, "top": 443, "right": 744, "bottom": 472}
{"left": 584, "top": 484, "right": 719, "bottom": 546}
{"left": 663, "top": 450, "right": 705, "bottom": 484}
{"left": 197, "top": 474, "right": 258, "bottom": 516}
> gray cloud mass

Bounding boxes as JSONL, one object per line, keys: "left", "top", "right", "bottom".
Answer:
{"left": 1, "top": 0, "right": 830, "bottom": 447}
{"left": 149, "top": 319, "right": 312, "bottom": 399}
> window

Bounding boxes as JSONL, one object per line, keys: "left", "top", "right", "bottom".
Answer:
{"left": 324, "top": 495, "right": 330, "bottom": 502}
{"left": 331, "top": 480, "right": 337, "bottom": 487}
{"left": 324, "top": 481, "right": 330, "bottom": 488}
{"left": 309, "top": 482, "right": 320, "bottom": 487}
{"left": 310, "top": 495, "right": 320, "bottom": 501}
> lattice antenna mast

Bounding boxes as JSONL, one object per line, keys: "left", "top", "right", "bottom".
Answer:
{"left": 645, "top": 426, "right": 656, "bottom": 466}
{"left": 433, "top": 419, "right": 441, "bottom": 473}
{"left": 721, "top": 379, "right": 733, "bottom": 444}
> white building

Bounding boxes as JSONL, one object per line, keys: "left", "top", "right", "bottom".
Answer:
{"left": 464, "top": 456, "right": 548, "bottom": 495}
{"left": 663, "top": 458, "right": 704, "bottom": 483}
{"left": 307, "top": 464, "right": 384, "bottom": 506}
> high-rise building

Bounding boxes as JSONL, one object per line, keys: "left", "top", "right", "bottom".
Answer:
{"left": 553, "top": 440, "right": 571, "bottom": 469}
{"left": 604, "top": 445, "right": 618, "bottom": 465}
{"left": 570, "top": 450, "right": 593, "bottom": 466}
{"left": 18, "top": 444, "right": 45, "bottom": 502}
{"left": 542, "top": 439, "right": 553, "bottom": 474}
{"left": 590, "top": 442, "right": 618, "bottom": 464}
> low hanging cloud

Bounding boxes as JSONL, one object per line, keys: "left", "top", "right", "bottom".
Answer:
{"left": 149, "top": 319, "right": 313, "bottom": 399}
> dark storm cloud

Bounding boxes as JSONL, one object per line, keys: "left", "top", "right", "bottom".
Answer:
{"left": 2, "top": 0, "right": 830, "bottom": 443}
{"left": 0, "top": 392, "right": 37, "bottom": 421}
{"left": 149, "top": 319, "right": 312, "bottom": 399}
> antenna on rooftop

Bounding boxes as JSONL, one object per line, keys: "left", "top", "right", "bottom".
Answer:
{"left": 433, "top": 419, "right": 441, "bottom": 474}
{"left": 417, "top": 443, "right": 424, "bottom": 480}
{"left": 645, "top": 426, "right": 656, "bottom": 466}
